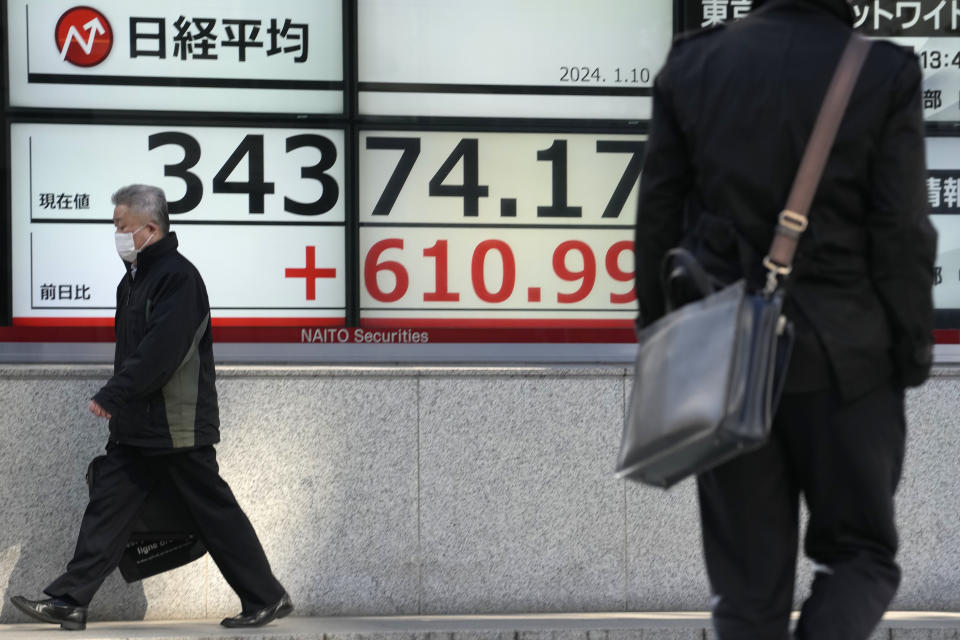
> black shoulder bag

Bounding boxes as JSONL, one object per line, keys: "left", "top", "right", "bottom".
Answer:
{"left": 615, "top": 34, "right": 872, "bottom": 488}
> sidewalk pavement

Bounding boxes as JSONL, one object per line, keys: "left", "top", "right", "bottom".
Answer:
{"left": 2, "top": 612, "right": 960, "bottom": 640}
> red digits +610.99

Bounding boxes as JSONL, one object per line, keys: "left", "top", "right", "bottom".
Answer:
{"left": 364, "top": 238, "right": 635, "bottom": 305}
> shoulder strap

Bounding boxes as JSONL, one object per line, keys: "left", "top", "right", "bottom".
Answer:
{"left": 763, "top": 34, "right": 872, "bottom": 293}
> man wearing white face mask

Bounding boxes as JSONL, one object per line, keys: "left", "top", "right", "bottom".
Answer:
{"left": 10, "top": 185, "right": 292, "bottom": 631}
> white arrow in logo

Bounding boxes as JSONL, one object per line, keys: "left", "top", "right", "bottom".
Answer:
{"left": 59, "top": 17, "right": 106, "bottom": 60}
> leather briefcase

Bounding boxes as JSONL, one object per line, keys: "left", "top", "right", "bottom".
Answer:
{"left": 616, "top": 276, "right": 792, "bottom": 488}
{"left": 615, "top": 35, "right": 871, "bottom": 488}
{"left": 86, "top": 455, "right": 207, "bottom": 583}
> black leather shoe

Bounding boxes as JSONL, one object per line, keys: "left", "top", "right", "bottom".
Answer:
{"left": 10, "top": 595, "right": 87, "bottom": 631}
{"left": 220, "top": 592, "right": 293, "bottom": 628}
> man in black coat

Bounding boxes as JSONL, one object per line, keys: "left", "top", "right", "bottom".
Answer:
{"left": 11, "top": 184, "right": 292, "bottom": 630}
{"left": 635, "top": 1, "right": 936, "bottom": 638}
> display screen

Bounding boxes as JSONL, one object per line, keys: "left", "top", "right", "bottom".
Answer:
{"left": 5, "top": 0, "right": 344, "bottom": 113}
{"left": 3, "top": 0, "right": 958, "bottom": 356}
{"left": 357, "top": 0, "right": 673, "bottom": 120}
{"left": 683, "top": 0, "right": 960, "bottom": 122}
{"left": 9, "top": 123, "right": 346, "bottom": 326}
{"left": 928, "top": 137, "right": 960, "bottom": 310}
{"left": 358, "top": 130, "right": 642, "bottom": 333}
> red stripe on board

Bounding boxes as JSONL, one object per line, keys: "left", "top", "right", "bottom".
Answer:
{"left": 13, "top": 317, "right": 114, "bottom": 327}
{"left": 361, "top": 318, "right": 634, "bottom": 329}
{"left": 0, "top": 326, "right": 116, "bottom": 342}
{"left": 4, "top": 324, "right": 957, "bottom": 346}
{"left": 212, "top": 317, "right": 345, "bottom": 327}
{"left": 934, "top": 329, "right": 960, "bottom": 344}
{"left": 0, "top": 325, "right": 637, "bottom": 344}
{"left": 12, "top": 317, "right": 346, "bottom": 328}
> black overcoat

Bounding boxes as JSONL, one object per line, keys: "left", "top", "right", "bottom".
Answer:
{"left": 635, "top": 0, "right": 937, "bottom": 398}
{"left": 93, "top": 232, "right": 221, "bottom": 449}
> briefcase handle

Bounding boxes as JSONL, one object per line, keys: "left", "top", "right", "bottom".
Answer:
{"left": 662, "top": 247, "right": 715, "bottom": 312}
{"left": 763, "top": 35, "right": 872, "bottom": 294}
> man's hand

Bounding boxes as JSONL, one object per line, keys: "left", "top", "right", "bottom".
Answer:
{"left": 88, "top": 400, "right": 112, "bottom": 419}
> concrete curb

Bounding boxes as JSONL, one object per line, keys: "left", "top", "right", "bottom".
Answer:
{"left": 2, "top": 613, "right": 960, "bottom": 640}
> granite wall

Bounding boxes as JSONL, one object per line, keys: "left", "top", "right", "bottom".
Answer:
{"left": 0, "top": 365, "right": 957, "bottom": 623}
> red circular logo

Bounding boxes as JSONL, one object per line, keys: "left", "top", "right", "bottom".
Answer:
{"left": 55, "top": 6, "right": 113, "bottom": 67}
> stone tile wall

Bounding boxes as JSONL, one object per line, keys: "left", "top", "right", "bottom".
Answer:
{"left": 0, "top": 365, "right": 957, "bottom": 622}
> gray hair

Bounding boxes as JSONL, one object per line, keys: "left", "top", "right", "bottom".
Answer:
{"left": 111, "top": 184, "right": 169, "bottom": 234}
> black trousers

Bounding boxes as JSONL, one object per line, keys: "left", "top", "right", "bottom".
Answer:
{"left": 44, "top": 443, "right": 285, "bottom": 612}
{"left": 697, "top": 381, "right": 905, "bottom": 640}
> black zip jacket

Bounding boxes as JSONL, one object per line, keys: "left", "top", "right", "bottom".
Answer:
{"left": 93, "top": 232, "right": 220, "bottom": 449}
{"left": 635, "top": 0, "right": 937, "bottom": 399}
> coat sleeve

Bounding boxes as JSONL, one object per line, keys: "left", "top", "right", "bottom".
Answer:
{"left": 867, "top": 53, "right": 937, "bottom": 388}
{"left": 635, "top": 47, "right": 695, "bottom": 328}
{"left": 93, "top": 270, "right": 210, "bottom": 414}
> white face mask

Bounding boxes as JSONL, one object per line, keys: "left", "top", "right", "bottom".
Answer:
{"left": 115, "top": 224, "right": 154, "bottom": 263}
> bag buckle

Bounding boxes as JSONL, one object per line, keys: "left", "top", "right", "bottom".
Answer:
{"left": 776, "top": 315, "right": 788, "bottom": 336}
{"left": 778, "top": 209, "right": 808, "bottom": 233}
{"left": 762, "top": 256, "right": 791, "bottom": 295}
